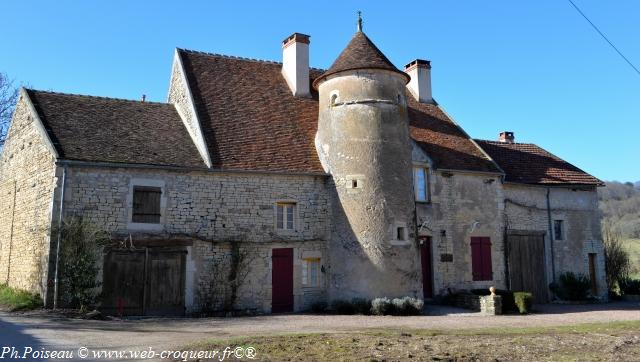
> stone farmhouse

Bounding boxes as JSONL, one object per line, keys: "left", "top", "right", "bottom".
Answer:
{"left": 0, "top": 25, "right": 606, "bottom": 315}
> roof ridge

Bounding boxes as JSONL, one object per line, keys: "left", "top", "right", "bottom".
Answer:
{"left": 474, "top": 138, "right": 537, "bottom": 146}
{"left": 26, "top": 88, "right": 169, "bottom": 105}
{"left": 176, "top": 48, "right": 326, "bottom": 72}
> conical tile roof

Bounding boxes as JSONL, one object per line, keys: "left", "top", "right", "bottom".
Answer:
{"left": 313, "top": 31, "right": 409, "bottom": 88}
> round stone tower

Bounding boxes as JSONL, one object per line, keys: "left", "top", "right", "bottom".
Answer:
{"left": 314, "top": 29, "right": 422, "bottom": 300}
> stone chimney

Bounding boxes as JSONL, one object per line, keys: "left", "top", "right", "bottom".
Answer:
{"left": 404, "top": 59, "right": 433, "bottom": 103}
{"left": 282, "top": 33, "right": 311, "bottom": 97}
{"left": 499, "top": 131, "right": 515, "bottom": 143}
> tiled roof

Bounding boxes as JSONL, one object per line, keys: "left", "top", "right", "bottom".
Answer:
{"left": 179, "top": 50, "right": 498, "bottom": 174}
{"left": 474, "top": 140, "right": 603, "bottom": 186}
{"left": 26, "top": 89, "right": 205, "bottom": 167}
{"left": 408, "top": 97, "right": 501, "bottom": 173}
{"left": 314, "top": 32, "right": 408, "bottom": 88}
{"left": 178, "top": 50, "right": 326, "bottom": 173}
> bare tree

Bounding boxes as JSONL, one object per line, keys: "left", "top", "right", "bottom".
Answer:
{"left": 0, "top": 73, "right": 19, "bottom": 148}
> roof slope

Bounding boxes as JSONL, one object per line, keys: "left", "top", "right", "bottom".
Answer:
{"left": 314, "top": 32, "right": 408, "bottom": 86}
{"left": 409, "top": 97, "right": 501, "bottom": 173}
{"left": 26, "top": 90, "right": 205, "bottom": 167}
{"left": 475, "top": 140, "right": 603, "bottom": 185}
{"left": 179, "top": 50, "right": 497, "bottom": 174}
{"left": 178, "top": 50, "right": 325, "bottom": 173}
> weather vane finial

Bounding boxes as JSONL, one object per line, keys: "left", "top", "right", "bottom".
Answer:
{"left": 357, "top": 11, "right": 363, "bottom": 32}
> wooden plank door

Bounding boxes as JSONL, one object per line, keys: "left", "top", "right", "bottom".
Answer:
{"left": 272, "top": 248, "right": 294, "bottom": 313}
{"left": 102, "top": 250, "right": 146, "bottom": 316}
{"left": 588, "top": 253, "right": 598, "bottom": 296}
{"left": 507, "top": 232, "right": 549, "bottom": 303}
{"left": 145, "top": 250, "right": 186, "bottom": 316}
{"left": 420, "top": 237, "right": 433, "bottom": 298}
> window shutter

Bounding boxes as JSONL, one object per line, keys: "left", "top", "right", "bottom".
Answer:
{"left": 470, "top": 237, "right": 483, "bottom": 281}
{"left": 481, "top": 237, "right": 493, "bottom": 280}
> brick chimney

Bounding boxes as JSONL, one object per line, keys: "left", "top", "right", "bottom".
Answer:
{"left": 499, "top": 131, "right": 515, "bottom": 143}
{"left": 404, "top": 59, "right": 433, "bottom": 103}
{"left": 282, "top": 33, "right": 311, "bottom": 97}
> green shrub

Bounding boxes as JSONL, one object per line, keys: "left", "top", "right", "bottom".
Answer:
{"left": 513, "top": 292, "right": 533, "bottom": 314}
{"left": 371, "top": 297, "right": 423, "bottom": 316}
{"left": 58, "top": 217, "right": 111, "bottom": 311}
{"left": 310, "top": 301, "right": 327, "bottom": 313}
{"left": 351, "top": 298, "right": 371, "bottom": 315}
{"left": 619, "top": 278, "right": 640, "bottom": 295}
{"left": 552, "top": 272, "right": 591, "bottom": 301}
{"left": 0, "top": 284, "right": 42, "bottom": 311}
{"left": 331, "top": 299, "right": 356, "bottom": 314}
{"left": 371, "top": 297, "right": 393, "bottom": 315}
{"left": 471, "top": 288, "right": 517, "bottom": 313}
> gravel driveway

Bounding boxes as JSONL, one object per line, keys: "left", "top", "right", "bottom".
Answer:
{"left": 1, "top": 302, "right": 638, "bottom": 358}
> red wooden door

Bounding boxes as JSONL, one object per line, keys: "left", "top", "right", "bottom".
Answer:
{"left": 420, "top": 237, "right": 433, "bottom": 298}
{"left": 272, "top": 248, "right": 294, "bottom": 313}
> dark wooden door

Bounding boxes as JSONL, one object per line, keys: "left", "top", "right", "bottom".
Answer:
{"left": 102, "top": 248, "right": 186, "bottom": 316}
{"left": 420, "top": 237, "right": 433, "bottom": 298}
{"left": 145, "top": 251, "right": 186, "bottom": 316}
{"left": 588, "top": 253, "right": 598, "bottom": 296}
{"left": 507, "top": 232, "right": 549, "bottom": 303}
{"left": 102, "top": 251, "right": 146, "bottom": 316}
{"left": 272, "top": 248, "right": 294, "bottom": 313}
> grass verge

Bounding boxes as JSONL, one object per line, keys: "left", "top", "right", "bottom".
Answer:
{"left": 625, "top": 238, "right": 640, "bottom": 278}
{"left": 0, "top": 284, "right": 42, "bottom": 311}
{"left": 183, "top": 321, "right": 640, "bottom": 361}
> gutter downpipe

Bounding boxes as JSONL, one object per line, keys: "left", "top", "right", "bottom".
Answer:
{"left": 53, "top": 166, "right": 67, "bottom": 310}
{"left": 546, "top": 187, "right": 556, "bottom": 283}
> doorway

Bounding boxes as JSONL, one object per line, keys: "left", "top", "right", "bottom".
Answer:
{"left": 272, "top": 248, "right": 294, "bottom": 313}
{"left": 420, "top": 237, "right": 433, "bottom": 299}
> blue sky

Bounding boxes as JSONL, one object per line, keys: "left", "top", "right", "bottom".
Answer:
{"left": 1, "top": 1, "right": 638, "bottom": 182}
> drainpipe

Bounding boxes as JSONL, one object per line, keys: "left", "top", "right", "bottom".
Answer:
{"left": 53, "top": 166, "right": 67, "bottom": 309}
{"left": 5, "top": 181, "right": 17, "bottom": 284}
{"left": 546, "top": 188, "right": 556, "bottom": 283}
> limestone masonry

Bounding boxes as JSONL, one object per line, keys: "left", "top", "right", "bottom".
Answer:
{"left": 0, "top": 26, "right": 606, "bottom": 314}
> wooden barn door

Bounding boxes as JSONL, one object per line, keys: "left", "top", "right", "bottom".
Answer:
{"left": 420, "top": 237, "right": 433, "bottom": 298}
{"left": 144, "top": 250, "right": 186, "bottom": 316}
{"left": 102, "top": 248, "right": 186, "bottom": 316}
{"left": 102, "top": 250, "right": 146, "bottom": 315}
{"left": 507, "top": 231, "right": 549, "bottom": 303}
{"left": 272, "top": 248, "right": 294, "bottom": 313}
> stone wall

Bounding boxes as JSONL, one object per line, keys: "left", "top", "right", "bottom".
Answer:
{"left": 167, "top": 51, "right": 210, "bottom": 166}
{"left": 62, "top": 166, "right": 330, "bottom": 313}
{"left": 417, "top": 169, "right": 506, "bottom": 295}
{"left": 504, "top": 184, "right": 607, "bottom": 299}
{"left": 0, "top": 93, "right": 57, "bottom": 296}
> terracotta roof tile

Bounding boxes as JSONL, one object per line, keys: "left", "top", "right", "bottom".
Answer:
{"left": 26, "top": 89, "right": 205, "bottom": 167}
{"left": 408, "top": 97, "right": 501, "bottom": 173}
{"left": 314, "top": 32, "right": 408, "bottom": 87}
{"left": 474, "top": 140, "right": 603, "bottom": 185}
{"left": 178, "top": 50, "right": 325, "bottom": 173}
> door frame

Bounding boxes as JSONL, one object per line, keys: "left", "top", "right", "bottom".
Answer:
{"left": 419, "top": 236, "right": 434, "bottom": 299}
{"left": 271, "top": 248, "right": 294, "bottom": 313}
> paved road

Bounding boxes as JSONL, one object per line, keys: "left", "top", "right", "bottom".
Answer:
{"left": 0, "top": 302, "right": 638, "bottom": 360}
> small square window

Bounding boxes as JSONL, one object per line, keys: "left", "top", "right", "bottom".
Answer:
{"left": 302, "top": 258, "right": 321, "bottom": 287}
{"left": 352, "top": 179, "right": 358, "bottom": 188}
{"left": 397, "top": 227, "right": 407, "bottom": 241}
{"left": 276, "top": 202, "right": 296, "bottom": 230}
{"left": 132, "top": 186, "right": 162, "bottom": 224}
{"left": 554, "top": 220, "right": 564, "bottom": 240}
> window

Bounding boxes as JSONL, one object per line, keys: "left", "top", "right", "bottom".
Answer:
{"left": 413, "top": 167, "right": 429, "bottom": 202}
{"left": 471, "top": 237, "right": 492, "bottom": 281}
{"left": 302, "top": 258, "right": 321, "bottom": 287}
{"left": 396, "top": 227, "right": 407, "bottom": 241}
{"left": 276, "top": 202, "right": 296, "bottom": 230}
{"left": 554, "top": 220, "right": 564, "bottom": 240}
{"left": 132, "top": 186, "right": 162, "bottom": 224}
